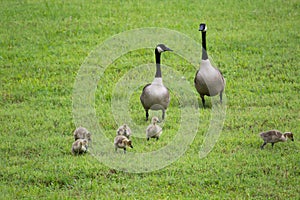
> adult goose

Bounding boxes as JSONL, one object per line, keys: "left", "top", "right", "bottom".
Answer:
{"left": 194, "top": 23, "right": 225, "bottom": 107}
{"left": 140, "top": 44, "right": 172, "bottom": 120}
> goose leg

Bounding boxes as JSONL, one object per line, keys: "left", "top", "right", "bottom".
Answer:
{"left": 220, "top": 91, "right": 223, "bottom": 104}
{"left": 162, "top": 110, "right": 165, "bottom": 120}
{"left": 147, "top": 138, "right": 149, "bottom": 141}
{"left": 260, "top": 142, "right": 266, "bottom": 149}
{"left": 200, "top": 95, "right": 206, "bottom": 108}
{"left": 145, "top": 109, "right": 149, "bottom": 121}
{"left": 271, "top": 143, "right": 274, "bottom": 148}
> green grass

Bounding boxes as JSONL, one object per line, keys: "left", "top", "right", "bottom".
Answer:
{"left": 1, "top": 0, "right": 299, "bottom": 199}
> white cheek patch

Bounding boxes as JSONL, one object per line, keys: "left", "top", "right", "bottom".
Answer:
{"left": 157, "top": 46, "right": 163, "bottom": 53}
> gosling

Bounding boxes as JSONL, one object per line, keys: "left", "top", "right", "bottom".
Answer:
{"left": 116, "top": 124, "right": 132, "bottom": 139}
{"left": 259, "top": 130, "right": 294, "bottom": 149}
{"left": 73, "top": 127, "right": 91, "bottom": 142}
{"left": 114, "top": 135, "right": 133, "bottom": 154}
{"left": 72, "top": 139, "right": 89, "bottom": 155}
{"left": 146, "top": 116, "right": 162, "bottom": 141}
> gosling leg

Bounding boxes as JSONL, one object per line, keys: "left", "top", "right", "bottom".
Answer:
{"left": 261, "top": 142, "right": 267, "bottom": 149}
{"left": 123, "top": 148, "right": 127, "bottom": 154}
{"left": 271, "top": 143, "right": 275, "bottom": 148}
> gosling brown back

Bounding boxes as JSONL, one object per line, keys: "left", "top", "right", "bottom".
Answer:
{"left": 260, "top": 130, "right": 294, "bottom": 149}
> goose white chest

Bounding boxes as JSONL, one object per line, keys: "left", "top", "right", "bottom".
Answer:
{"left": 142, "top": 78, "right": 170, "bottom": 110}
{"left": 195, "top": 59, "right": 224, "bottom": 96}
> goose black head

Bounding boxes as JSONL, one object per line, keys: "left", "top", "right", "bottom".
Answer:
{"left": 199, "top": 23, "right": 207, "bottom": 32}
{"left": 156, "top": 44, "right": 173, "bottom": 53}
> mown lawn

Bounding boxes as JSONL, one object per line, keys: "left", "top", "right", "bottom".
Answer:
{"left": 0, "top": 0, "right": 299, "bottom": 199}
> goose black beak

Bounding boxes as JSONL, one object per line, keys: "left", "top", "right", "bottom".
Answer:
{"left": 291, "top": 139, "right": 294, "bottom": 141}
{"left": 166, "top": 47, "right": 173, "bottom": 52}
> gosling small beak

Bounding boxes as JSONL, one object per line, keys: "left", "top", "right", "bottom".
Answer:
{"left": 130, "top": 145, "right": 133, "bottom": 148}
{"left": 291, "top": 139, "right": 294, "bottom": 142}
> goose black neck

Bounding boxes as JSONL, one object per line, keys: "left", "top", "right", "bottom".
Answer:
{"left": 201, "top": 31, "right": 208, "bottom": 60}
{"left": 155, "top": 49, "right": 162, "bottom": 78}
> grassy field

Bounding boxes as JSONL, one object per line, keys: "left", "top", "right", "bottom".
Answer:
{"left": 1, "top": 0, "right": 299, "bottom": 199}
